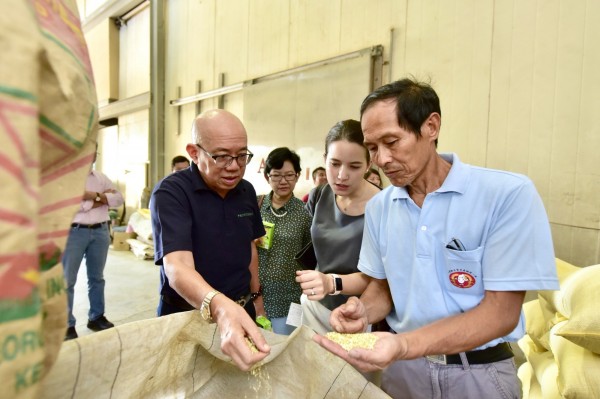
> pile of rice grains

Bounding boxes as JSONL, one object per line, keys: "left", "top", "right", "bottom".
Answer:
{"left": 325, "top": 332, "right": 379, "bottom": 351}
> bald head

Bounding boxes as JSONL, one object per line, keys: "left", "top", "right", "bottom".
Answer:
{"left": 192, "top": 109, "right": 247, "bottom": 145}
{"left": 186, "top": 109, "right": 251, "bottom": 197}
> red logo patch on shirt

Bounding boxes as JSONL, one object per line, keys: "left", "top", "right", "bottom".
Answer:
{"left": 449, "top": 272, "right": 476, "bottom": 288}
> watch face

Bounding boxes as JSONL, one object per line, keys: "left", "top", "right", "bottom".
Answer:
{"left": 200, "top": 304, "right": 211, "bottom": 321}
{"left": 335, "top": 277, "right": 343, "bottom": 291}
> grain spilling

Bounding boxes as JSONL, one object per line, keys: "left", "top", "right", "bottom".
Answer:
{"left": 325, "top": 332, "right": 379, "bottom": 351}
{"left": 246, "top": 337, "right": 259, "bottom": 353}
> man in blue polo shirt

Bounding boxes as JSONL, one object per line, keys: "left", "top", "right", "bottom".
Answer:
{"left": 151, "top": 109, "right": 270, "bottom": 371}
{"left": 314, "top": 78, "right": 559, "bottom": 398}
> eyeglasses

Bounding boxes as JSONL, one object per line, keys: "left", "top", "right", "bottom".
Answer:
{"left": 268, "top": 173, "right": 298, "bottom": 182}
{"left": 196, "top": 144, "right": 253, "bottom": 168}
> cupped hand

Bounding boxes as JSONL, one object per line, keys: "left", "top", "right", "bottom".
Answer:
{"left": 213, "top": 296, "right": 270, "bottom": 371}
{"left": 313, "top": 331, "right": 403, "bottom": 372}
{"left": 295, "top": 269, "right": 330, "bottom": 300}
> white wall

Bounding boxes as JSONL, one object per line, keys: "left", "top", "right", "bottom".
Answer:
{"left": 84, "top": 0, "right": 600, "bottom": 266}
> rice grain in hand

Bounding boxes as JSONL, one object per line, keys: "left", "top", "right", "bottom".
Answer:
{"left": 325, "top": 332, "right": 379, "bottom": 351}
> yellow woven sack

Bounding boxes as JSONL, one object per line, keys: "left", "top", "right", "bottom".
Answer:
{"left": 537, "top": 258, "right": 579, "bottom": 316}
{"left": 555, "top": 264, "right": 600, "bottom": 354}
{"left": 518, "top": 362, "right": 541, "bottom": 399}
{"left": 522, "top": 299, "right": 551, "bottom": 352}
{"left": 550, "top": 321, "right": 600, "bottom": 398}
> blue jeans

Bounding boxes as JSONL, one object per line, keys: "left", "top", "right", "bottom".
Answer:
{"left": 62, "top": 224, "right": 110, "bottom": 327}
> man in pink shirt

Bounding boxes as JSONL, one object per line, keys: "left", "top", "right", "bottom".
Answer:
{"left": 62, "top": 152, "right": 124, "bottom": 340}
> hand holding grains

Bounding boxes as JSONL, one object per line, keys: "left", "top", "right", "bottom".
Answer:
{"left": 325, "top": 332, "right": 379, "bottom": 351}
{"left": 246, "top": 337, "right": 259, "bottom": 353}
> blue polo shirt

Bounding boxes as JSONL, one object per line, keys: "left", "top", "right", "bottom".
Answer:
{"left": 358, "top": 153, "right": 559, "bottom": 349}
{"left": 151, "top": 162, "right": 265, "bottom": 301}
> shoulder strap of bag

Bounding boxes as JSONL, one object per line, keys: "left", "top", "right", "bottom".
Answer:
{"left": 257, "top": 194, "right": 265, "bottom": 208}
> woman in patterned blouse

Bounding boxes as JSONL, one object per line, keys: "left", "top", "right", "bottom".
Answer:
{"left": 257, "top": 147, "right": 312, "bottom": 335}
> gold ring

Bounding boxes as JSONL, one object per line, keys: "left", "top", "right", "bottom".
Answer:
{"left": 311, "top": 289, "right": 315, "bottom": 296}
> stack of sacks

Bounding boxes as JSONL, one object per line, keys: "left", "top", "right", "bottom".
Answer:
{"left": 518, "top": 259, "right": 600, "bottom": 398}
{"left": 126, "top": 209, "right": 154, "bottom": 260}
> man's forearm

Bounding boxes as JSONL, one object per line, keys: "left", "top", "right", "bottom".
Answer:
{"left": 360, "top": 278, "right": 393, "bottom": 325}
{"left": 401, "top": 290, "right": 525, "bottom": 359}
{"left": 164, "top": 251, "right": 212, "bottom": 308}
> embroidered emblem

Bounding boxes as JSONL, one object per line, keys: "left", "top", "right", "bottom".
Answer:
{"left": 449, "top": 271, "right": 476, "bottom": 288}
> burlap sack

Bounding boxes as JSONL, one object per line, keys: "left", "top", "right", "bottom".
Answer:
{"left": 549, "top": 321, "right": 600, "bottom": 398}
{"left": 554, "top": 264, "right": 600, "bottom": 354}
{"left": 41, "top": 312, "right": 390, "bottom": 398}
{"left": 522, "top": 299, "right": 551, "bottom": 352}
{"left": 517, "top": 335, "right": 560, "bottom": 399}
{"left": 0, "top": 1, "right": 98, "bottom": 398}
{"left": 518, "top": 361, "right": 542, "bottom": 399}
{"left": 536, "top": 258, "right": 579, "bottom": 320}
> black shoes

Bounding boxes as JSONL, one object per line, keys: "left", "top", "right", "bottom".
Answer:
{"left": 64, "top": 315, "right": 113, "bottom": 340}
{"left": 65, "top": 326, "right": 78, "bottom": 340}
{"left": 87, "top": 315, "right": 115, "bottom": 331}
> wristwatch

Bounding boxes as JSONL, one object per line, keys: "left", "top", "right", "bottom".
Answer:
{"left": 200, "top": 290, "right": 221, "bottom": 323}
{"left": 330, "top": 274, "right": 343, "bottom": 295}
{"left": 95, "top": 192, "right": 102, "bottom": 202}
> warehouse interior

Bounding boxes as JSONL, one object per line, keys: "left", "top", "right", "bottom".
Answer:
{"left": 2, "top": 0, "right": 599, "bottom": 398}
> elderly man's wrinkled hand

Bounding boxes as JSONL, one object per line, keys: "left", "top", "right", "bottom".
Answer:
{"left": 313, "top": 331, "right": 402, "bottom": 372}
{"left": 329, "top": 296, "right": 368, "bottom": 333}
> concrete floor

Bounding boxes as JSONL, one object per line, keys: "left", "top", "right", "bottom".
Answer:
{"left": 71, "top": 248, "right": 159, "bottom": 337}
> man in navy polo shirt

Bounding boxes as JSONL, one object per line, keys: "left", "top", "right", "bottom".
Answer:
{"left": 151, "top": 109, "right": 270, "bottom": 371}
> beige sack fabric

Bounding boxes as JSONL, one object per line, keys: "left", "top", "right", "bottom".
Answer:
{"left": 550, "top": 321, "right": 600, "bottom": 398}
{"left": 41, "top": 312, "right": 390, "bottom": 398}
{"left": 0, "top": 1, "right": 98, "bottom": 398}
{"left": 517, "top": 336, "right": 560, "bottom": 399}
{"left": 554, "top": 264, "right": 600, "bottom": 354}
{"left": 522, "top": 299, "right": 551, "bottom": 352}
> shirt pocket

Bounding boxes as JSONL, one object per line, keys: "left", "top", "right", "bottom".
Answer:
{"left": 443, "top": 245, "right": 484, "bottom": 296}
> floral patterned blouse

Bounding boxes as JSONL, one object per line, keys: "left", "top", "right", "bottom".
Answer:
{"left": 257, "top": 192, "right": 312, "bottom": 318}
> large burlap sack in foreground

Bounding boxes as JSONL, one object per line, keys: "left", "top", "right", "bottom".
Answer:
{"left": 41, "top": 312, "right": 390, "bottom": 398}
{"left": 0, "top": 1, "right": 98, "bottom": 398}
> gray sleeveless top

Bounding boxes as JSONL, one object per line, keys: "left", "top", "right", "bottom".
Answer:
{"left": 306, "top": 184, "right": 365, "bottom": 310}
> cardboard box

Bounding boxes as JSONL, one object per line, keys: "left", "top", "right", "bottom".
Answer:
{"left": 112, "top": 232, "right": 136, "bottom": 251}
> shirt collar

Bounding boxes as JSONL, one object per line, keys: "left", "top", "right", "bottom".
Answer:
{"left": 266, "top": 191, "right": 298, "bottom": 210}
{"left": 436, "top": 153, "right": 469, "bottom": 194}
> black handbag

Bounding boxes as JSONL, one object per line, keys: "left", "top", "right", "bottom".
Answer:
{"left": 294, "top": 241, "right": 317, "bottom": 270}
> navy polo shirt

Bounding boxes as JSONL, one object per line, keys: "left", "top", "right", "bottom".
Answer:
{"left": 151, "top": 162, "right": 265, "bottom": 301}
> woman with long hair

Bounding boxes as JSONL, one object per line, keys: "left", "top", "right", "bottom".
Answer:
{"left": 296, "top": 120, "right": 381, "bottom": 334}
